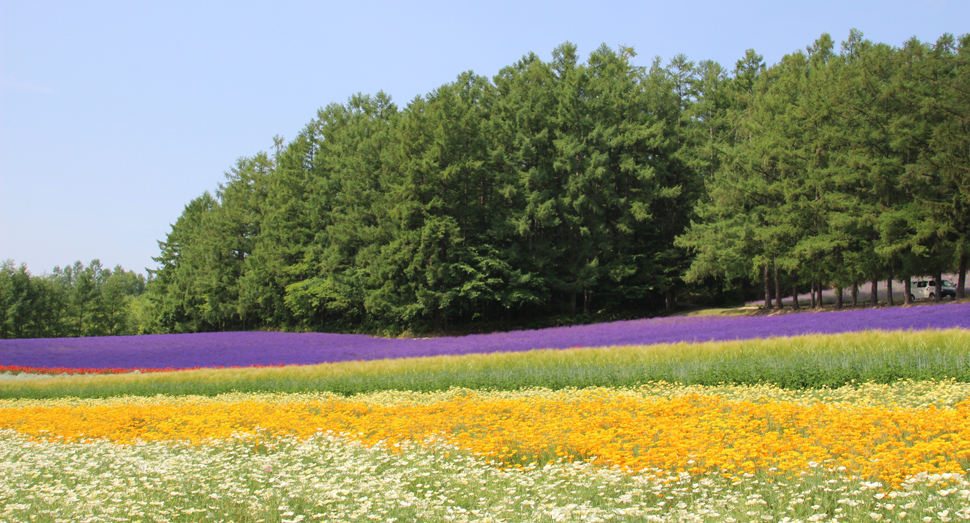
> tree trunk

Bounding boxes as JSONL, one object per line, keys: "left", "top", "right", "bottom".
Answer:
{"left": 763, "top": 264, "right": 772, "bottom": 309}
{"left": 904, "top": 278, "right": 913, "bottom": 305}
{"left": 810, "top": 281, "right": 817, "bottom": 309}
{"left": 870, "top": 280, "right": 878, "bottom": 307}
{"left": 935, "top": 272, "right": 943, "bottom": 303}
{"left": 665, "top": 289, "right": 674, "bottom": 313}
{"left": 851, "top": 283, "right": 858, "bottom": 306}
{"left": 816, "top": 280, "right": 824, "bottom": 309}
{"left": 774, "top": 264, "right": 783, "bottom": 309}
{"left": 77, "top": 303, "right": 85, "bottom": 337}
{"left": 835, "top": 286, "right": 843, "bottom": 310}
{"left": 959, "top": 254, "right": 967, "bottom": 299}
{"left": 887, "top": 278, "right": 894, "bottom": 306}
{"left": 791, "top": 284, "right": 800, "bottom": 310}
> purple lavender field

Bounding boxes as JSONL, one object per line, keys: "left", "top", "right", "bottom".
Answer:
{"left": 3, "top": 302, "right": 970, "bottom": 370}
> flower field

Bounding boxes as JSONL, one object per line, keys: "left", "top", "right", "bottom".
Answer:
{"left": 3, "top": 384, "right": 970, "bottom": 522}
{"left": 2, "top": 301, "right": 970, "bottom": 371}
{"left": 4, "top": 329, "right": 970, "bottom": 400}
{"left": 2, "top": 307, "right": 970, "bottom": 521}
{"left": 5, "top": 386, "right": 970, "bottom": 484}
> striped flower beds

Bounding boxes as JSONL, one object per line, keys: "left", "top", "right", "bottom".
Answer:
{"left": 2, "top": 307, "right": 970, "bottom": 521}
{"left": 3, "top": 301, "right": 970, "bottom": 371}
{"left": 2, "top": 383, "right": 970, "bottom": 522}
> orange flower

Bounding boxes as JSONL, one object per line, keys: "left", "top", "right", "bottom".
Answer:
{"left": 2, "top": 390, "right": 967, "bottom": 487}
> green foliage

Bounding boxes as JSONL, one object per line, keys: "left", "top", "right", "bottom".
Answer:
{"left": 14, "top": 33, "right": 970, "bottom": 338}
{"left": 142, "top": 43, "right": 704, "bottom": 334}
{"left": 0, "top": 260, "right": 145, "bottom": 339}
{"left": 18, "top": 32, "right": 957, "bottom": 338}
{"left": 678, "top": 30, "right": 970, "bottom": 309}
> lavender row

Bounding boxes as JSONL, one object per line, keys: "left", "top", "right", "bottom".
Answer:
{"left": 2, "top": 302, "right": 970, "bottom": 370}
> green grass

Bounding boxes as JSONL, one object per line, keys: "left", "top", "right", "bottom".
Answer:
{"left": 674, "top": 305, "right": 755, "bottom": 317}
{"left": 3, "top": 329, "right": 970, "bottom": 400}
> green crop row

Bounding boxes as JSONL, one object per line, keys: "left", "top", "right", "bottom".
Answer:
{"left": 3, "top": 329, "right": 970, "bottom": 399}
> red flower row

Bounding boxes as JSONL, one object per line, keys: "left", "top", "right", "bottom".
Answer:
{"left": 0, "top": 363, "right": 290, "bottom": 376}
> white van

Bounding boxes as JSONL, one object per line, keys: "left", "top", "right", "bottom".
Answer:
{"left": 912, "top": 279, "right": 957, "bottom": 301}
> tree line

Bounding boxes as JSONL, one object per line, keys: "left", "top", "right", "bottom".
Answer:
{"left": 4, "top": 31, "right": 968, "bottom": 338}
{"left": 143, "top": 31, "right": 970, "bottom": 334}
{"left": 0, "top": 260, "right": 146, "bottom": 339}
{"left": 677, "top": 30, "right": 970, "bottom": 310}
{"left": 145, "top": 41, "right": 710, "bottom": 335}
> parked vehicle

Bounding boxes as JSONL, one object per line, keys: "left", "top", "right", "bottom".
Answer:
{"left": 911, "top": 279, "right": 957, "bottom": 301}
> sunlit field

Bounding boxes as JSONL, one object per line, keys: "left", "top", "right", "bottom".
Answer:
{"left": 5, "top": 427, "right": 969, "bottom": 523}
{"left": 2, "top": 383, "right": 970, "bottom": 522}
{"left": 4, "top": 302, "right": 970, "bottom": 371}
{"left": 3, "top": 329, "right": 970, "bottom": 399}
{"left": 2, "top": 315, "right": 970, "bottom": 521}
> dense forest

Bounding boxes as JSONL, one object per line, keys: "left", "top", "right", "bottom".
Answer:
{"left": 3, "top": 31, "right": 969, "bottom": 338}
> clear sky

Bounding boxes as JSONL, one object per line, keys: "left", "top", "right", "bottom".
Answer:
{"left": 2, "top": 0, "right": 967, "bottom": 275}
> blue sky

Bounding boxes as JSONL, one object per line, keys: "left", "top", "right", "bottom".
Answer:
{"left": 2, "top": 0, "right": 967, "bottom": 275}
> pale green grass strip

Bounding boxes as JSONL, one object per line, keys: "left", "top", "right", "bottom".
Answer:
{"left": 3, "top": 379, "right": 969, "bottom": 410}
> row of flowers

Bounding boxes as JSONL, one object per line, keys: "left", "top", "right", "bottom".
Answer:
{"left": 0, "top": 363, "right": 291, "bottom": 376}
{"left": 4, "top": 427, "right": 969, "bottom": 523}
{"left": 4, "top": 301, "right": 969, "bottom": 370}
{"left": 4, "top": 382, "right": 970, "bottom": 521}
{"left": 3, "top": 385, "right": 969, "bottom": 488}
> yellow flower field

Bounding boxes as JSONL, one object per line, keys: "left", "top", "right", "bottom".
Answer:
{"left": 3, "top": 385, "right": 969, "bottom": 488}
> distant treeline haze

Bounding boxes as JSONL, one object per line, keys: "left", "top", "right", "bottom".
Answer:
{"left": 0, "top": 260, "right": 146, "bottom": 339}
{"left": 3, "top": 31, "right": 969, "bottom": 338}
